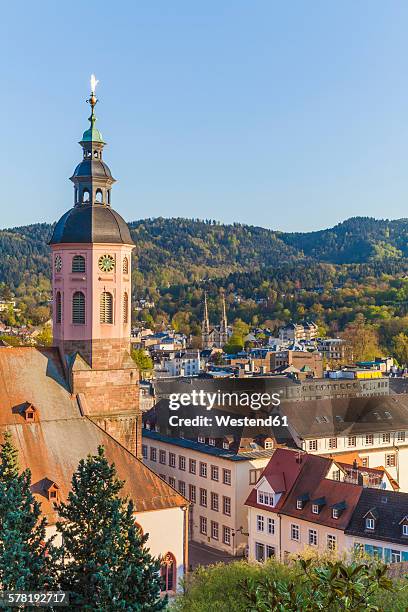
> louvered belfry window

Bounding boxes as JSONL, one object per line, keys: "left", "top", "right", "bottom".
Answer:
{"left": 100, "top": 292, "right": 113, "bottom": 324}
{"left": 72, "top": 292, "right": 85, "bottom": 324}
{"left": 122, "top": 257, "right": 129, "bottom": 274}
{"left": 72, "top": 255, "right": 85, "bottom": 273}
{"left": 56, "top": 291, "right": 62, "bottom": 324}
{"left": 123, "top": 292, "right": 129, "bottom": 323}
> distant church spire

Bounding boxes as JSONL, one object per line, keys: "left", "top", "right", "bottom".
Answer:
{"left": 220, "top": 291, "right": 227, "bottom": 333}
{"left": 202, "top": 292, "right": 210, "bottom": 334}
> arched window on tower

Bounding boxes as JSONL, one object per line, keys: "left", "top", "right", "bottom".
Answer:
{"left": 122, "top": 257, "right": 129, "bottom": 274}
{"left": 100, "top": 292, "right": 113, "bottom": 324}
{"left": 160, "top": 552, "right": 176, "bottom": 593}
{"left": 56, "top": 291, "right": 62, "bottom": 324}
{"left": 72, "top": 255, "right": 85, "bottom": 273}
{"left": 107, "top": 189, "right": 111, "bottom": 205}
{"left": 82, "top": 189, "right": 90, "bottom": 203}
{"left": 123, "top": 292, "right": 129, "bottom": 324}
{"left": 95, "top": 189, "right": 103, "bottom": 203}
{"left": 93, "top": 150, "right": 99, "bottom": 159}
{"left": 72, "top": 292, "right": 85, "bottom": 324}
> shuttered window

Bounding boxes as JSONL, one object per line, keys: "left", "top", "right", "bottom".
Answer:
{"left": 56, "top": 292, "right": 62, "bottom": 324}
{"left": 123, "top": 292, "right": 129, "bottom": 323}
{"left": 100, "top": 292, "right": 113, "bottom": 324}
{"left": 122, "top": 257, "right": 129, "bottom": 274}
{"left": 72, "top": 255, "right": 85, "bottom": 273}
{"left": 72, "top": 292, "right": 85, "bottom": 324}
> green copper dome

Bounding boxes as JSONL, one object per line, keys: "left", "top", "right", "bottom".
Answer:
{"left": 81, "top": 113, "right": 104, "bottom": 143}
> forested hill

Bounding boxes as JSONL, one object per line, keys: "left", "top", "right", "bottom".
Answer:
{"left": 2, "top": 216, "right": 408, "bottom": 289}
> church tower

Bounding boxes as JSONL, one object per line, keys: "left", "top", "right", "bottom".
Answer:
{"left": 50, "top": 77, "right": 141, "bottom": 457}
{"left": 201, "top": 291, "right": 210, "bottom": 349}
{"left": 219, "top": 291, "right": 229, "bottom": 346}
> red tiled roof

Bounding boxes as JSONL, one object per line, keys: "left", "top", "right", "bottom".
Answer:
{"left": 280, "top": 456, "right": 362, "bottom": 529}
{"left": 245, "top": 448, "right": 307, "bottom": 511}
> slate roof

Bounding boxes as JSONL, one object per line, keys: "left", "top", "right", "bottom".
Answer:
{"left": 345, "top": 488, "right": 408, "bottom": 545}
{"left": 279, "top": 395, "right": 408, "bottom": 438}
{"left": 49, "top": 204, "right": 134, "bottom": 245}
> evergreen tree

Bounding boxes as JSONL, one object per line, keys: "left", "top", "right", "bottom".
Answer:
{"left": 0, "top": 431, "right": 58, "bottom": 591}
{"left": 57, "top": 446, "right": 166, "bottom": 611}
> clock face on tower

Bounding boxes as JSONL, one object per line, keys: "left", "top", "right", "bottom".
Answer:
{"left": 98, "top": 254, "right": 115, "bottom": 273}
{"left": 55, "top": 255, "right": 62, "bottom": 272}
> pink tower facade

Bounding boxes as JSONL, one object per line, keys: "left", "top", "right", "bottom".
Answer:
{"left": 49, "top": 84, "right": 141, "bottom": 457}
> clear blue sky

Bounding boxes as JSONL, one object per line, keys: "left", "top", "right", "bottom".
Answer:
{"left": 1, "top": 1, "right": 408, "bottom": 232}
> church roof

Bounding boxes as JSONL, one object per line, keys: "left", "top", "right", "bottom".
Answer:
{"left": 49, "top": 204, "right": 134, "bottom": 245}
{"left": 0, "top": 347, "right": 186, "bottom": 519}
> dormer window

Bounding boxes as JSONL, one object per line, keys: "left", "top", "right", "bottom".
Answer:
{"left": 311, "top": 497, "right": 325, "bottom": 515}
{"left": 257, "top": 490, "right": 279, "bottom": 507}
{"left": 44, "top": 481, "right": 60, "bottom": 503}
{"left": 296, "top": 494, "right": 309, "bottom": 510}
{"left": 297, "top": 500, "right": 303, "bottom": 510}
{"left": 398, "top": 516, "right": 408, "bottom": 536}
{"left": 22, "top": 403, "right": 37, "bottom": 422}
{"left": 331, "top": 501, "right": 346, "bottom": 519}
{"left": 332, "top": 508, "right": 339, "bottom": 519}
{"left": 366, "top": 517, "right": 375, "bottom": 530}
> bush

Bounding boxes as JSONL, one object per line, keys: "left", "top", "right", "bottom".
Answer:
{"left": 171, "top": 558, "right": 407, "bottom": 612}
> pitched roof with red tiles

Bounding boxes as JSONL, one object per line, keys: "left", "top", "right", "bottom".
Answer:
{"left": 0, "top": 347, "right": 187, "bottom": 520}
{"left": 245, "top": 448, "right": 307, "bottom": 511}
{"left": 280, "top": 455, "right": 363, "bottom": 530}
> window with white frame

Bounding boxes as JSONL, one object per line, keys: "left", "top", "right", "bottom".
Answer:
{"left": 211, "top": 492, "right": 219, "bottom": 512}
{"left": 198, "top": 435, "right": 205, "bottom": 443}
{"left": 382, "top": 433, "right": 391, "bottom": 443}
{"left": 312, "top": 504, "right": 319, "bottom": 514}
{"left": 291, "top": 524, "right": 300, "bottom": 541}
{"left": 257, "top": 515, "right": 264, "bottom": 532}
{"left": 178, "top": 481, "right": 186, "bottom": 496}
{"left": 365, "top": 434, "right": 374, "bottom": 445}
{"left": 267, "top": 518, "right": 275, "bottom": 535}
{"left": 223, "top": 496, "right": 231, "bottom": 516}
{"left": 189, "top": 484, "right": 196, "bottom": 503}
{"left": 169, "top": 476, "right": 176, "bottom": 488}
{"left": 308, "top": 440, "right": 318, "bottom": 451}
{"left": 397, "top": 431, "right": 406, "bottom": 442}
{"left": 159, "top": 450, "right": 166, "bottom": 464}
{"left": 257, "top": 490, "right": 275, "bottom": 507}
{"left": 332, "top": 508, "right": 339, "bottom": 519}
{"left": 179, "top": 456, "right": 186, "bottom": 471}
{"left": 200, "top": 516, "right": 207, "bottom": 535}
{"left": 308, "top": 529, "right": 317, "bottom": 546}
{"left": 255, "top": 542, "right": 265, "bottom": 562}
{"left": 211, "top": 521, "right": 219, "bottom": 540}
{"left": 347, "top": 436, "right": 356, "bottom": 447}
{"left": 200, "top": 488, "right": 207, "bottom": 507}
{"left": 209, "top": 438, "right": 215, "bottom": 446}
{"left": 223, "top": 469, "right": 231, "bottom": 485}
{"left": 328, "top": 437, "right": 337, "bottom": 449}
{"left": 142, "top": 445, "right": 147, "bottom": 459}
{"left": 402, "top": 524, "right": 408, "bottom": 537}
{"left": 199, "top": 462, "right": 207, "bottom": 478}
{"left": 169, "top": 453, "right": 176, "bottom": 468}
{"left": 223, "top": 526, "right": 231, "bottom": 545}
{"left": 386, "top": 453, "right": 396, "bottom": 467}
{"left": 266, "top": 545, "right": 275, "bottom": 558}
{"left": 365, "top": 517, "right": 375, "bottom": 530}
{"left": 296, "top": 499, "right": 303, "bottom": 510}
{"left": 189, "top": 458, "right": 196, "bottom": 474}
{"left": 391, "top": 550, "right": 401, "bottom": 563}
{"left": 150, "top": 447, "right": 157, "bottom": 462}
{"left": 211, "top": 465, "right": 219, "bottom": 481}
{"left": 327, "top": 534, "right": 337, "bottom": 551}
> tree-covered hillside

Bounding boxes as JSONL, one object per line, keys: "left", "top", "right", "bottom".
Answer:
{"left": 3, "top": 216, "right": 408, "bottom": 290}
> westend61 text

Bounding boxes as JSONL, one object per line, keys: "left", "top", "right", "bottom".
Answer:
{"left": 168, "top": 390, "right": 281, "bottom": 411}
{"left": 168, "top": 414, "right": 288, "bottom": 427}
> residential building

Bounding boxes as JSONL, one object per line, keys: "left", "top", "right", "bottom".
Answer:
{"left": 279, "top": 321, "right": 318, "bottom": 342}
{"left": 300, "top": 376, "right": 389, "bottom": 401}
{"left": 317, "top": 338, "right": 346, "bottom": 363}
{"left": 143, "top": 429, "right": 274, "bottom": 556}
{"left": 279, "top": 396, "right": 408, "bottom": 491}
{"left": 345, "top": 488, "right": 408, "bottom": 563}
{"left": 162, "top": 350, "right": 201, "bottom": 377}
{"left": 246, "top": 449, "right": 408, "bottom": 564}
